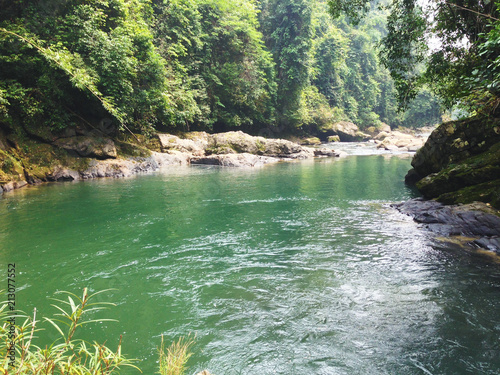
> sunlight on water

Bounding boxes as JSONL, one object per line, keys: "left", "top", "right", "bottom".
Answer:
{"left": 1, "top": 156, "right": 500, "bottom": 375}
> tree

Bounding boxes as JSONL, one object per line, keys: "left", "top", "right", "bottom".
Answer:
{"left": 328, "top": 0, "right": 500, "bottom": 113}
{"left": 260, "top": 0, "right": 313, "bottom": 129}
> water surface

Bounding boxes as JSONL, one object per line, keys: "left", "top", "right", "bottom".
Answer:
{"left": 1, "top": 155, "right": 500, "bottom": 375}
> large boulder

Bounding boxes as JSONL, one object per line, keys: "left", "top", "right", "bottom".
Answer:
{"left": 263, "top": 139, "right": 314, "bottom": 159}
{"left": 53, "top": 136, "right": 117, "bottom": 159}
{"left": 157, "top": 134, "right": 205, "bottom": 156}
{"left": 376, "top": 130, "right": 425, "bottom": 152}
{"left": 394, "top": 199, "right": 500, "bottom": 237}
{"left": 207, "top": 131, "right": 266, "bottom": 155}
{"left": 410, "top": 117, "right": 500, "bottom": 177}
{"left": 324, "top": 121, "right": 371, "bottom": 142}
{"left": 406, "top": 116, "right": 500, "bottom": 208}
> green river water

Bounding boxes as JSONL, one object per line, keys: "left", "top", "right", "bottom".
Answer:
{"left": 1, "top": 153, "right": 500, "bottom": 374}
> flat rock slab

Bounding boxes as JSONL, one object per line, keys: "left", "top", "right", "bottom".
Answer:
{"left": 191, "top": 153, "right": 279, "bottom": 167}
{"left": 393, "top": 198, "right": 500, "bottom": 253}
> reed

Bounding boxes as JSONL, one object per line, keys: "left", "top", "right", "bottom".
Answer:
{"left": 158, "top": 334, "right": 195, "bottom": 375}
{"left": 0, "top": 288, "right": 140, "bottom": 374}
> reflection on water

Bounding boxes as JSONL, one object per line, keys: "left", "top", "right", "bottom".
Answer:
{"left": 1, "top": 156, "right": 500, "bottom": 375}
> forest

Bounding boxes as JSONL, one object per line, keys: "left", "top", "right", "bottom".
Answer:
{"left": 0, "top": 0, "right": 446, "bottom": 140}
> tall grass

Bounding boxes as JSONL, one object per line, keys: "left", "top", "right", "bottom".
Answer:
{"left": 1, "top": 288, "right": 205, "bottom": 375}
{"left": 158, "top": 334, "right": 195, "bottom": 375}
{"left": 0, "top": 288, "right": 140, "bottom": 374}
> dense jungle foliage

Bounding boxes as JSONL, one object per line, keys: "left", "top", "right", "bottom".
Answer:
{"left": 329, "top": 0, "right": 500, "bottom": 117}
{"left": 0, "top": 0, "right": 444, "bottom": 138}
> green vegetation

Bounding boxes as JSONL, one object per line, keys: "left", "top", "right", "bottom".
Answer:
{"left": 328, "top": 0, "right": 500, "bottom": 116}
{"left": 0, "top": 288, "right": 139, "bottom": 374}
{"left": 158, "top": 335, "right": 195, "bottom": 375}
{"left": 1, "top": 288, "right": 199, "bottom": 375}
{"left": 0, "top": 0, "right": 443, "bottom": 144}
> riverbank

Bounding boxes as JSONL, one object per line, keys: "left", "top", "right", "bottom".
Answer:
{"left": 398, "top": 114, "right": 500, "bottom": 255}
{"left": 0, "top": 124, "right": 428, "bottom": 195}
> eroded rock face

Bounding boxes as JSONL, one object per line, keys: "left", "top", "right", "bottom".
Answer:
{"left": 80, "top": 157, "right": 159, "bottom": 179}
{"left": 157, "top": 134, "right": 206, "bottom": 156}
{"left": 157, "top": 131, "right": 316, "bottom": 160}
{"left": 406, "top": 116, "right": 500, "bottom": 208}
{"left": 54, "top": 136, "right": 117, "bottom": 159}
{"left": 411, "top": 117, "right": 500, "bottom": 178}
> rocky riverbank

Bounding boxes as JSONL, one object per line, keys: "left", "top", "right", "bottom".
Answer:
{"left": 315, "top": 120, "right": 430, "bottom": 152}
{"left": 393, "top": 198, "right": 500, "bottom": 255}
{"left": 0, "top": 129, "right": 343, "bottom": 194}
{"left": 397, "top": 114, "right": 500, "bottom": 256}
{"left": 0, "top": 120, "right": 431, "bottom": 195}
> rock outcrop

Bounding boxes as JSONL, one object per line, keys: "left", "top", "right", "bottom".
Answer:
{"left": 405, "top": 116, "right": 500, "bottom": 208}
{"left": 0, "top": 130, "right": 341, "bottom": 193}
{"left": 393, "top": 198, "right": 500, "bottom": 253}
{"left": 53, "top": 136, "right": 117, "bottom": 159}
{"left": 157, "top": 131, "right": 317, "bottom": 162}
{"left": 191, "top": 153, "right": 278, "bottom": 167}
{"left": 319, "top": 121, "right": 371, "bottom": 142}
{"left": 375, "top": 130, "right": 426, "bottom": 152}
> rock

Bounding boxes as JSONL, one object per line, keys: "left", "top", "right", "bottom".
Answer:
{"left": 313, "top": 148, "right": 342, "bottom": 157}
{"left": 375, "top": 131, "right": 391, "bottom": 140}
{"left": 327, "top": 135, "right": 340, "bottom": 142}
{"left": 411, "top": 117, "right": 500, "bottom": 177}
{"left": 191, "top": 153, "right": 278, "bottom": 167}
{"left": 299, "top": 137, "right": 322, "bottom": 146}
{"left": 393, "top": 198, "right": 500, "bottom": 253}
{"left": 414, "top": 142, "right": 500, "bottom": 208}
{"left": 151, "top": 151, "right": 190, "bottom": 166}
{"left": 207, "top": 131, "right": 265, "bottom": 155}
{"left": 321, "top": 121, "right": 370, "bottom": 142}
{"left": 263, "top": 139, "right": 314, "bottom": 159}
{"left": 14, "top": 180, "right": 27, "bottom": 189}
{"left": 404, "top": 168, "right": 422, "bottom": 185}
{"left": 2, "top": 182, "right": 15, "bottom": 192}
{"left": 157, "top": 134, "right": 205, "bottom": 156}
{"left": 376, "top": 131, "right": 425, "bottom": 152}
{"left": 196, "top": 371, "right": 213, "bottom": 375}
{"left": 473, "top": 237, "right": 500, "bottom": 252}
{"left": 54, "top": 136, "right": 117, "bottom": 159}
{"left": 380, "top": 123, "right": 392, "bottom": 133}
{"left": 47, "top": 167, "right": 81, "bottom": 181}
{"left": 80, "top": 157, "right": 158, "bottom": 179}
{"left": 383, "top": 144, "right": 400, "bottom": 152}
{"left": 1, "top": 180, "right": 26, "bottom": 192}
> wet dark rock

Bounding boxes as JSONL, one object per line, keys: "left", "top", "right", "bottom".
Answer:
{"left": 393, "top": 198, "right": 500, "bottom": 253}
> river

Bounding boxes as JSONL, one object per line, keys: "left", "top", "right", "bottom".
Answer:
{"left": 1, "top": 150, "right": 500, "bottom": 374}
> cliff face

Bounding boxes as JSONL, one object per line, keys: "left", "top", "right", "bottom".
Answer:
{"left": 405, "top": 116, "right": 500, "bottom": 209}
